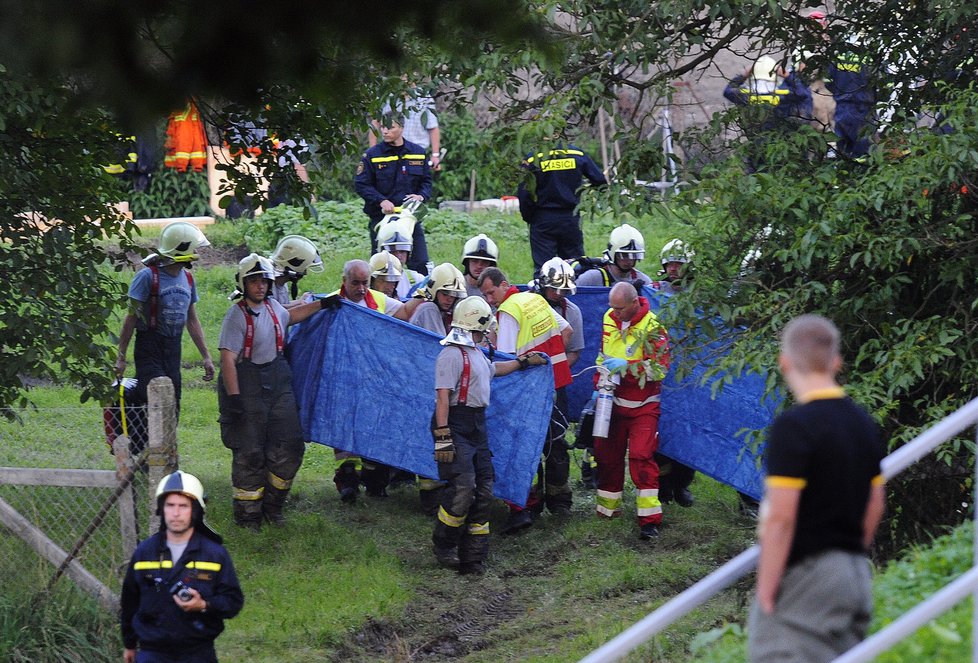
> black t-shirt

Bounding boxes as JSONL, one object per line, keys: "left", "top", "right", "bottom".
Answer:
{"left": 765, "top": 390, "right": 885, "bottom": 566}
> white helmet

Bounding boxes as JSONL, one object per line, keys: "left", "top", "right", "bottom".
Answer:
{"left": 236, "top": 253, "right": 276, "bottom": 292}
{"left": 376, "top": 218, "right": 415, "bottom": 253}
{"left": 461, "top": 234, "right": 499, "bottom": 270}
{"left": 159, "top": 221, "right": 209, "bottom": 263}
{"left": 453, "top": 297, "right": 494, "bottom": 332}
{"left": 660, "top": 239, "right": 695, "bottom": 265}
{"left": 155, "top": 470, "right": 205, "bottom": 509}
{"left": 752, "top": 55, "right": 778, "bottom": 83}
{"left": 539, "top": 257, "right": 577, "bottom": 294}
{"left": 606, "top": 224, "right": 645, "bottom": 260}
{"left": 270, "top": 235, "right": 324, "bottom": 277}
{"left": 369, "top": 251, "right": 403, "bottom": 282}
{"left": 423, "top": 263, "right": 466, "bottom": 299}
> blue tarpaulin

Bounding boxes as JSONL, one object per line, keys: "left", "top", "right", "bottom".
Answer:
{"left": 562, "top": 286, "right": 780, "bottom": 500}
{"left": 287, "top": 302, "right": 554, "bottom": 505}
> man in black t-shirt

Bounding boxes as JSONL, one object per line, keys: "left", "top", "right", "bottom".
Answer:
{"left": 749, "top": 314, "right": 886, "bottom": 663}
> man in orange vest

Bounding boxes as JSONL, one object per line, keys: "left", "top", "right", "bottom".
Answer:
{"left": 595, "top": 282, "right": 670, "bottom": 541}
{"left": 479, "top": 267, "right": 574, "bottom": 533}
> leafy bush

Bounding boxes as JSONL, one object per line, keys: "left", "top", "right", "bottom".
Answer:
{"left": 130, "top": 167, "right": 211, "bottom": 219}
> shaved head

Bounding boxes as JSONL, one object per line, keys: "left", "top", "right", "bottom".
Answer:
{"left": 781, "top": 314, "right": 840, "bottom": 374}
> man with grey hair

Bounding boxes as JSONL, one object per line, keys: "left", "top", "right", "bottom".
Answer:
{"left": 749, "top": 314, "right": 886, "bottom": 662}
{"left": 326, "top": 259, "right": 421, "bottom": 501}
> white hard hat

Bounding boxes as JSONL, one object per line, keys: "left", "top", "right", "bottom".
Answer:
{"left": 752, "top": 55, "right": 778, "bottom": 83}
{"left": 155, "top": 470, "right": 205, "bottom": 511}
{"left": 236, "top": 253, "right": 276, "bottom": 292}
{"left": 462, "top": 234, "right": 499, "bottom": 266}
{"left": 425, "top": 263, "right": 466, "bottom": 298}
{"left": 270, "top": 235, "right": 324, "bottom": 276}
{"left": 159, "top": 221, "right": 209, "bottom": 262}
{"left": 660, "top": 239, "right": 695, "bottom": 265}
{"left": 376, "top": 218, "right": 415, "bottom": 253}
{"left": 369, "top": 251, "right": 403, "bottom": 282}
{"left": 539, "top": 257, "right": 577, "bottom": 294}
{"left": 451, "top": 296, "right": 494, "bottom": 332}
{"left": 606, "top": 224, "right": 645, "bottom": 260}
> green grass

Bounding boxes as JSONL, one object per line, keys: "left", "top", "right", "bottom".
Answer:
{"left": 6, "top": 205, "right": 779, "bottom": 661}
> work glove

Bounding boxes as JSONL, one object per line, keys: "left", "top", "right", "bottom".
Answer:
{"left": 319, "top": 294, "right": 342, "bottom": 310}
{"left": 517, "top": 351, "right": 549, "bottom": 369}
{"left": 602, "top": 357, "right": 628, "bottom": 374}
{"left": 432, "top": 426, "right": 455, "bottom": 464}
{"left": 226, "top": 394, "right": 245, "bottom": 417}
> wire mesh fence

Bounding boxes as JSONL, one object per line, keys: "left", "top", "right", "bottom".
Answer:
{"left": 0, "top": 400, "right": 156, "bottom": 600}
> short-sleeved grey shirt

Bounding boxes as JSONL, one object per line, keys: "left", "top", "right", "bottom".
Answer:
{"left": 435, "top": 344, "right": 495, "bottom": 408}
{"left": 552, "top": 298, "right": 585, "bottom": 354}
{"left": 576, "top": 267, "right": 652, "bottom": 287}
{"left": 218, "top": 298, "right": 291, "bottom": 365}
{"left": 410, "top": 301, "right": 449, "bottom": 335}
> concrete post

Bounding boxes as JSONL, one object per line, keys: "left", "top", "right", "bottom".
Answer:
{"left": 146, "top": 377, "right": 178, "bottom": 524}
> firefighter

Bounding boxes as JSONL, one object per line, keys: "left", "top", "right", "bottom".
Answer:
{"left": 461, "top": 234, "right": 499, "bottom": 297}
{"left": 217, "top": 254, "right": 331, "bottom": 528}
{"left": 355, "top": 113, "right": 433, "bottom": 273}
{"left": 826, "top": 34, "right": 877, "bottom": 159}
{"left": 121, "top": 471, "right": 244, "bottom": 662}
{"left": 116, "top": 221, "right": 214, "bottom": 413}
{"left": 479, "top": 267, "right": 574, "bottom": 532}
{"left": 328, "top": 259, "right": 423, "bottom": 501}
{"left": 410, "top": 263, "right": 467, "bottom": 336}
{"left": 534, "top": 257, "right": 591, "bottom": 487}
{"left": 595, "top": 282, "right": 670, "bottom": 540}
{"left": 576, "top": 224, "right": 652, "bottom": 287}
{"left": 516, "top": 141, "right": 607, "bottom": 273}
{"left": 650, "top": 239, "right": 696, "bottom": 507}
{"left": 369, "top": 251, "right": 403, "bottom": 299}
{"left": 432, "top": 296, "right": 548, "bottom": 574}
{"left": 376, "top": 218, "right": 426, "bottom": 299}
{"left": 268, "top": 234, "right": 324, "bottom": 307}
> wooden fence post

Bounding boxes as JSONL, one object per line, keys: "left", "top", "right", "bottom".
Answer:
{"left": 112, "top": 435, "right": 139, "bottom": 558}
{"left": 146, "top": 377, "right": 178, "bottom": 524}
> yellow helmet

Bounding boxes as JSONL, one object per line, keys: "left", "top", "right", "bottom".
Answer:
{"left": 158, "top": 221, "right": 209, "bottom": 263}
{"left": 451, "top": 296, "right": 494, "bottom": 332}
{"left": 236, "top": 253, "right": 276, "bottom": 292}
{"left": 423, "top": 263, "right": 466, "bottom": 299}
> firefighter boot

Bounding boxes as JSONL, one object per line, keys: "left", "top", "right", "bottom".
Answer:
{"left": 233, "top": 493, "right": 263, "bottom": 531}
{"left": 263, "top": 476, "right": 292, "bottom": 527}
{"left": 458, "top": 524, "right": 489, "bottom": 575}
{"left": 501, "top": 509, "right": 533, "bottom": 535}
{"left": 334, "top": 461, "right": 360, "bottom": 503}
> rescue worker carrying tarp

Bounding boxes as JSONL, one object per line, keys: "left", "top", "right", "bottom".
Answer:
{"left": 650, "top": 239, "right": 696, "bottom": 507}
{"left": 595, "top": 282, "right": 670, "bottom": 541}
{"left": 217, "top": 254, "right": 332, "bottom": 528}
{"left": 479, "top": 267, "right": 574, "bottom": 533}
{"left": 576, "top": 224, "right": 652, "bottom": 288}
{"left": 432, "top": 297, "right": 549, "bottom": 574}
{"left": 376, "top": 218, "right": 426, "bottom": 299}
{"left": 328, "top": 259, "right": 424, "bottom": 501}
{"left": 268, "top": 235, "right": 324, "bottom": 307}
{"left": 407, "top": 263, "right": 469, "bottom": 513}
{"left": 116, "top": 221, "right": 214, "bottom": 414}
{"left": 369, "top": 250, "right": 403, "bottom": 298}
{"left": 461, "top": 234, "right": 499, "bottom": 297}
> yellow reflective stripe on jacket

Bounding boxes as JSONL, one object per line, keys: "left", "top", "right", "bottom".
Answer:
{"left": 526, "top": 148, "right": 585, "bottom": 164}
{"left": 185, "top": 561, "right": 222, "bottom": 572}
{"left": 403, "top": 153, "right": 426, "bottom": 160}
{"left": 766, "top": 475, "right": 807, "bottom": 490}
{"left": 134, "top": 560, "right": 174, "bottom": 570}
{"left": 371, "top": 155, "right": 399, "bottom": 163}
{"left": 498, "top": 292, "right": 559, "bottom": 356}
